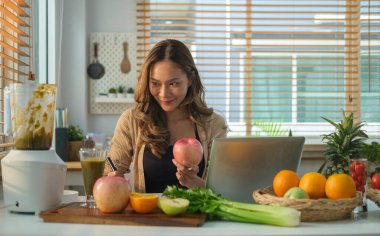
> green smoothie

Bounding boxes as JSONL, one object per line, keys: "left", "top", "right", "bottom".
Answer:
{"left": 81, "top": 158, "right": 105, "bottom": 195}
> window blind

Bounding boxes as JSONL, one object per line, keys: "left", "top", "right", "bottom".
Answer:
{"left": 137, "top": 0, "right": 380, "bottom": 143}
{"left": 0, "top": 0, "right": 32, "bottom": 157}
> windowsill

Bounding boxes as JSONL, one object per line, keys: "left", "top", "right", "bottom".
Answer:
{"left": 302, "top": 144, "right": 325, "bottom": 160}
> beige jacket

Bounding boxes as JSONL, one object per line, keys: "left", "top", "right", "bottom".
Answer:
{"left": 105, "top": 108, "right": 228, "bottom": 193}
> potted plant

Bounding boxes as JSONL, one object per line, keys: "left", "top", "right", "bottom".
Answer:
{"left": 117, "top": 86, "right": 125, "bottom": 98}
{"left": 318, "top": 110, "right": 368, "bottom": 178}
{"left": 108, "top": 87, "right": 117, "bottom": 98}
{"left": 126, "top": 87, "right": 134, "bottom": 99}
{"left": 68, "top": 125, "right": 84, "bottom": 162}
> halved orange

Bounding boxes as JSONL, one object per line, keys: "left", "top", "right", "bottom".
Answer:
{"left": 130, "top": 192, "right": 158, "bottom": 214}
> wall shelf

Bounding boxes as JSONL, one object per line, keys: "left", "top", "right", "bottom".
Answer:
{"left": 89, "top": 33, "right": 137, "bottom": 114}
{"left": 95, "top": 96, "right": 134, "bottom": 104}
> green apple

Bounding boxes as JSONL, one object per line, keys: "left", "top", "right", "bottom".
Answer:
{"left": 283, "top": 187, "right": 309, "bottom": 200}
{"left": 159, "top": 197, "right": 189, "bottom": 216}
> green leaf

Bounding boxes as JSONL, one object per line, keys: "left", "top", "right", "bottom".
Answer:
{"left": 321, "top": 116, "right": 340, "bottom": 130}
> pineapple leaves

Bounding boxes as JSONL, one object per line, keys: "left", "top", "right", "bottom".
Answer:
{"left": 320, "top": 110, "right": 368, "bottom": 176}
{"left": 321, "top": 116, "right": 340, "bottom": 130}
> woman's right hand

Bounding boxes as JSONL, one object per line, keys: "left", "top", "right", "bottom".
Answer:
{"left": 172, "top": 159, "right": 205, "bottom": 189}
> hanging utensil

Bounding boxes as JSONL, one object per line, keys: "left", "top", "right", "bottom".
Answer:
{"left": 120, "top": 41, "right": 131, "bottom": 74}
{"left": 87, "top": 42, "right": 105, "bottom": 79}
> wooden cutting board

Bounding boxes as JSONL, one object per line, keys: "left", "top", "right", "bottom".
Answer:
{"left": 39, "top": 202, "right": 206, "bottom": 227}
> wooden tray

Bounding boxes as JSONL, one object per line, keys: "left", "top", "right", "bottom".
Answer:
{"left": 39, "top": 202, "right": 206, "bottom": 227}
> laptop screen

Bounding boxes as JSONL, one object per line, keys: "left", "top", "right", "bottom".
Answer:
{"left": 206, "top": 137, "right": 305, "bottom": 203}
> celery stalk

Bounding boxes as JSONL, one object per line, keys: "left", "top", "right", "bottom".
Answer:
{"left": 217, "top": 204, "right": 300, "bottom": 227}
{"left": 163, "top": 185, "right": 300, "bottom": 227}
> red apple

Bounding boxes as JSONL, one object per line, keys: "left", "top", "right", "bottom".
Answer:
{"left": 371, "top": 173, "right": 380, "bottom": 190}
{"left": 173, "top": 138, "right": 203, "bottom": 165}
{"left": 93, "top": 176, "right": 131, "bottom": 213}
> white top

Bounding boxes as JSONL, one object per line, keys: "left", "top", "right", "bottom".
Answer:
{"left": 0, "top": 196, "right": 379, "bottom": 236}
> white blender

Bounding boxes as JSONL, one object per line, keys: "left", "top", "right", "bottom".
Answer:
{"left": 1, "top": 83, "right": 67, "bottom": 213}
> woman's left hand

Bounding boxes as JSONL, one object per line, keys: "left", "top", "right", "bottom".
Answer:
{"left": 172, "top": 159, "right": 205, "bottom": 189}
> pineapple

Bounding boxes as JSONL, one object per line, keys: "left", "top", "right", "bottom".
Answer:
{"left": 318, "top": 111, "right": 368, "bottom": 178}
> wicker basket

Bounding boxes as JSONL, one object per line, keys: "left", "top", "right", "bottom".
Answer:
{"left": 367, "top": 188, "right": 380, "bottom": 207}
{"left": 252, "top": 187, "right": 362, "bottom": 222}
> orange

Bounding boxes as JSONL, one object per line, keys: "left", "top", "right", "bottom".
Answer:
{"left": 299, "top": 172, "right": 326, "bottom": 199}
{"left": 325, "top": 174, "right": 356, "bottom": 200}
{"left": 273, "top": 170, "right": 300, "bottom": 197}
{"left": 130, "top": 192, "right": 158, "bottom": 213}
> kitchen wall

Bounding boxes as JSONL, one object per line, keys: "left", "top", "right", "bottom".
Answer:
{"left": 59, "top": 0, "right": 137, "bottom": 140}
{"left": 58, "top": 0, "right": 323, "bottom": 176}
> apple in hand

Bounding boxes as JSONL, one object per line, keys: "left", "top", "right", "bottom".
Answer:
{"left": 173, "top": 138, "right": 203, "bottom": 165}
{"left": 93, "top": 176, "right": 131, "bottom": 213}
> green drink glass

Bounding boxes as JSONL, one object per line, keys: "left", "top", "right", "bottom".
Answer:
{"left": 79, "top": 148, "right": 106, "bottom": 208}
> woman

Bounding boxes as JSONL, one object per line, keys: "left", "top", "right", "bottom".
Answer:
{"left": 105, "top": 39, "right": 228, "bottom": 193}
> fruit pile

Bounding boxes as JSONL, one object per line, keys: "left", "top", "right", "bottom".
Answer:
{"left": 92, "top": 175, "right": 189, "bottom": 215}
{"left": 273, "top": 170, "right": 357, "bottom": 200}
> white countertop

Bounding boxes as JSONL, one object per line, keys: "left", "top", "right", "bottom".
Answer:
{"left": 0, "top": 195, "right": 380, "bottom": 236}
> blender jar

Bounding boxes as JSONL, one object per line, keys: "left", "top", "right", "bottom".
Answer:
{"left": 10, "top": 83, "right": 57, "bottom": 150}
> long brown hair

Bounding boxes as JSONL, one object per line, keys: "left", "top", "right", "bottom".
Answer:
{"left": 134, "top": 39, "right": 213, "bottom": 157}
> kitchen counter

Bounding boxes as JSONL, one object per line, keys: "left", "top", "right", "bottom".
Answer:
{"left": 0, "top": 195, "right": 379, "bottom": 236}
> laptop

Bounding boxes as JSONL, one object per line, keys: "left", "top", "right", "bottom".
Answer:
{"left": 206, "top": 137, "right": 305, "bottom": 203}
